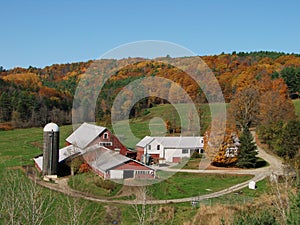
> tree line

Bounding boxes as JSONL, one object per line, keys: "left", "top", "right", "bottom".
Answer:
{"left": 0, "top": 52, "right": 299, "bottom": 130}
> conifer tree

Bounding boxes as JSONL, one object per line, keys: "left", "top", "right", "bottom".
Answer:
{"left": 236, "top": 126, "right": 258, "bottom": 168}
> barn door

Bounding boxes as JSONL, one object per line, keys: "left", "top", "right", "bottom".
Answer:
{"left": 110, "top": 170, "right": 123, "bottom": 179}
{"left": 123, "top": 170, "right": 134, "bottom": 179}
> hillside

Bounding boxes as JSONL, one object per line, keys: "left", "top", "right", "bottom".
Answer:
{"left": 106, "top": 103, "right": 213, "bottom": 148}
{"left": 294, "top": 99, "right": 300, "bottom": 118}
{"left": 0, "top": 51, "right": 300, "bottom": 130}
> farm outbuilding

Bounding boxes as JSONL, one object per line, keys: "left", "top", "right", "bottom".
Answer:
{"left": 84, "top": 146, "right": 155, "bottom": 179}
{"left": 34, "top": 144, "right": 83, "bottom": 171}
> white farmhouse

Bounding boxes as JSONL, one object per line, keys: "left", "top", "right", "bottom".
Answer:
{"left": 136, "top": 136, "right": 204, "bottom": 163}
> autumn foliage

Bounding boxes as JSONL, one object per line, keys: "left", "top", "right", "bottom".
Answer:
{"left": 0, "top": 51, "right": 299, "bottom": 130}
{"left": 204, "top": 115, "right": 240, "bottom": 167}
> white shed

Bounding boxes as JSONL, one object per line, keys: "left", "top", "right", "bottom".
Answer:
{"left": 248, "top": 181, "right": 256, "bottom": 190}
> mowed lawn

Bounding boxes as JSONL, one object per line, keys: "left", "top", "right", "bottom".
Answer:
{"left": 0, "top": 125, "right": 73, "bottom": 171}
{"left": 150, "top": 172, "right": 253, "bottom": 200}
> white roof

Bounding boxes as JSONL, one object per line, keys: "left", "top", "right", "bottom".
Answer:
{"left": 136, "top": 136, "right": 154, "bottom": 147}
{"left": 137, "top": 136, "right": 204, "bottom": 149}
{"left": 66, "top": 123, "right": 106, "bottom": 149}
{"left": 33, "top": 145, "right": 83, "bottom": 171}
{"left": 59, "top": 145, "right": 83, "bottom": 162}
{"left": 43, "top": 122, "right": 59, "bottom": 132}
{"left": 85, "top": 147, "right": 130, "bottom": 172}
{"left": 34, "top": 156, "right": 43, "bottom": 171}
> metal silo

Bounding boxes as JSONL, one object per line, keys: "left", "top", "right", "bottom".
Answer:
{"left": 43, "top": 122, "right": 59, "bottom": 175}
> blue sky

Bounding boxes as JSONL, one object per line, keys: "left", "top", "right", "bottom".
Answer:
{"left": 1, "top": 0, "right": 300, "bottom": 69}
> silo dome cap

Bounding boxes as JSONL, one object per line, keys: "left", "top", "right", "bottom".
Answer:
{"left": 43, "top": 122, "right": 59, "bottom": 132}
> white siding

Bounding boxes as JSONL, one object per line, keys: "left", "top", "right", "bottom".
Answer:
{"left": 145, "top": 139, "right": 164, "bottom": 158}
{"left": 164, "top": 148, "right": 190, "bottom": 162}
{"left": 110, "top": 170, "right": 123, "bottom": 179}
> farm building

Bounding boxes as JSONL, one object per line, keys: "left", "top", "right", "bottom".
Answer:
{"left": 34, "top": 123, "right": 155, "bottom": 180}
{"left": 83, "top": 146, "right": 155, "bottom": 179}
{"left": 34, "top": 144, "right": 83, "bottom": 174}
{"left": 66, "top": 122, "right": 136, "bottom": 158}
{"left": 136, "top": 136, "right": 204, "bottom": 163}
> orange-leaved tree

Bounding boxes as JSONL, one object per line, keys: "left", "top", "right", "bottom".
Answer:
{"left": 204, "top": 115, "right": 240, "bottom": 167}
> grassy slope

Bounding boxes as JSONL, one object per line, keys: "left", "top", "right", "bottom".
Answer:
{"left": 151, "top": 173, "right": 253, "bottom": 200}
{"left": 0, "top": 125, "right": 73, "bottom": 171}
{"left": 293, "top": 99, "right": 300, "bottom": 118}
{"left": 68, "top": 172, "right": 122, "bottom": 197}
{"left": 110, "top": 103, "right": 227, "bottom": 148}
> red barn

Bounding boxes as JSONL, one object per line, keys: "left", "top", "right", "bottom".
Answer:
{"left": 66, "top": 122, "right": 136, "bottom": 157}
{"left": 83, "top": 146, "right": 155, "bottom": 179}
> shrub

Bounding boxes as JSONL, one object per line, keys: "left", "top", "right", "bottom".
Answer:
{"left": 191, "top": 151, "right": 202, "bottom": 159}
{"left": 78, "top": 163, "right": 90, "bottom": 173}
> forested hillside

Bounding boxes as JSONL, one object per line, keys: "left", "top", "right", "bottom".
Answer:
{"left": 0, "top": 51, "right": 299, "bottom": 130}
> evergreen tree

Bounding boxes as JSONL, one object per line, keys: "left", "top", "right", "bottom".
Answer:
{"left": 236, "top": 126, "right": 258, "bottom": 168}
{"left": 275, "top": 120, "right": 300, "bottom": 159}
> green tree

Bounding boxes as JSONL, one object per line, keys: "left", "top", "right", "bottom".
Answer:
{"left": 275, "top": 120, "right": 300, "bottom": 159}
{"left": 258, "top": 122, "right": 283, "bottom": 150}
{"left": 236, "top": 126, "right": 258, "bottom": 168}
{"left": 280, "top": 67, "right": 300, "bottom": 96}
{"left": 0, "top": 92, "right": 12, "bottom": 122}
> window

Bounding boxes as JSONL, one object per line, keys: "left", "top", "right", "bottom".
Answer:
{"left": 157, "top": 145, "right": 160, "bottom": 150}
{"left": 99, "top": 142, "right": 112, "bottom": 146}
{"left": 201, "top": 139, "right": 204, "bottom": 144}
{"left": 103, "top": 133, "right": 108, "bottom": 139}
{"left": 182, "top": 149, "right": 189, "bottom": 154}
{"left": 148, "top": 145, "right": 151, "bottom": 150}
{"left": 135, "top": 170, "right": 152, "bottom": 175}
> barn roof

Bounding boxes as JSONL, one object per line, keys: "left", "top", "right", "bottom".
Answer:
{"left": 136, "top": 136, "right": 154, "bottom": 147}
{"left": 84, "top": 146, "right": 154, "bottom": 173}
{"left": 59, "top": 145, "right": 83, "bottom": 162}
{"left": 136, "top": 136, "right": 204, "bottom": 149}
{"left": 34, "top": 156, "right": 43, "bottom": 171}
{"left": 66, "top": 123, "right": 106, "bottom": 149}
{"left": 33, "top": 145, "right": 83, "bottom": 171}
{"left": 85, "top": 147, "right": 130, "bottom": 172}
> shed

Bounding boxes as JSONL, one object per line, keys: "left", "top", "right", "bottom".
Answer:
{"left": 34, "top": 145, "right": 83, "bottom": 173}
{"left": 248, "top": 181, "right": 256, "bottom": 190}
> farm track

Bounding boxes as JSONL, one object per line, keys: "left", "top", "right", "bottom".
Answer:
{"left": 28, "top": 131, "right": 284, "bottom": 204}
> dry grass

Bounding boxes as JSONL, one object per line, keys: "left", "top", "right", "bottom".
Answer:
{"left": 182, "top": 192, "right": 280, "bottom": 225}
{"left": 184, "top": 204, "right": 237, "bottom": 225}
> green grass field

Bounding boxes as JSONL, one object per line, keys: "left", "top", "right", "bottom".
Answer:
{"left": 0, "top": 125, "right": 73, "bottom": 173}
{"left": 150, "top": 172, "right": 253, "bottom": 200}
{"left": 109, "top": 103, "right": 227, "bottom": 148}
{"left": 68, "top": 172, "right": 122, "bottom": 197}
{"left": 293, "top": 99, "right": 300, "bottom": 118}
{"left": 207, "top": 178, "right": 270, "bottom": 205}
{"left": 0, "top": 103, "right": 271, "bottom": 224}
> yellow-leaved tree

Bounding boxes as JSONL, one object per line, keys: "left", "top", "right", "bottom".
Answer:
{"left": 204, "top": 115, "right": 240, "bottom": 167}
